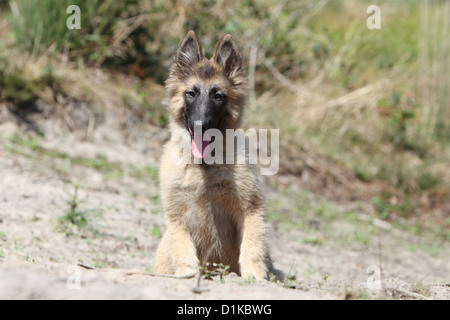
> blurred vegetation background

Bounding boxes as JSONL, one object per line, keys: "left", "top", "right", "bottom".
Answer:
{"left": 0, "top": 0, "right": 448, "bottom": 227}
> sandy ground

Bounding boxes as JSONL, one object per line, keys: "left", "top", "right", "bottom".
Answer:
{"left": 0, "top": 105, "right": 449, "bottom": 300}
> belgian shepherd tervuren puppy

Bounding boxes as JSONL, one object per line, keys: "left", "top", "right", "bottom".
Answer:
{"left": 154, "top": 31, "right": 280, "bottom": 280}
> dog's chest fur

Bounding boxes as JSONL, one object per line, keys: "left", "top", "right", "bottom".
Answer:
{"left": 173, "top": 163, "right": 258, "bottom": 269}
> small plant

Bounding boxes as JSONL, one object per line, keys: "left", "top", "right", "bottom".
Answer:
{"left": 151, "top": 224, "right": 161, "bottom": 238}
{"left": 57, "top": 184, "right": 95, "bottom": 235}
{"left": 269, "top": 272, "right": 277, "bottom": 283}
{"left": 372, "top": 197, "right": 392, "bottom": 220}
{"left": 278, "top": 261, "right": 297, "bottom": 289}
{"left": 302, "top": 234, "right": 325, "bottom": 246}
{"left": 411, "top": 279, "right": 431, "bottom": 297}
{"left": 200, "top": 262, "right": 230, "bottom": 284}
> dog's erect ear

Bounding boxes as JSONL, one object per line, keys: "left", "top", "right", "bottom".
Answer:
{"left": 173, "top": 30, "right": 204, "bottom": 79}
{"left": 213, "top": 34, "right": 243, "bottom": 78}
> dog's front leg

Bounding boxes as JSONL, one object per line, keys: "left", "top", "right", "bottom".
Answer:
{"left": 238, "top": 212, "right": 270, "bottom": 281}
{"left": 167, "top": 221, "right": 200, "bottom": 276}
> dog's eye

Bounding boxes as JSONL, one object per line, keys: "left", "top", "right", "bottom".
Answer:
{"left": 186, "top": 90, "right": 196, "bottom": 98}
{"left": 214, "top": 93, "right": 225, "bottom": 100}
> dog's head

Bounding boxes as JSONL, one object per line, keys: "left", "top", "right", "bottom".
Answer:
{"left": 165, "top": 31, "right": 248, "bottom": 158}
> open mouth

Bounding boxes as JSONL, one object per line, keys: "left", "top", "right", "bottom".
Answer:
{"left": 188, "top": 127, "right": 211, "bottom": 159}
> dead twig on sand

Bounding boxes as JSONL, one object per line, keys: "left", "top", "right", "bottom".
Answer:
{"left": 77, "top": 263, "right": 95, "bottom": 270}
{"left": 122, "top": 271, "right": 197, "bottom": 279}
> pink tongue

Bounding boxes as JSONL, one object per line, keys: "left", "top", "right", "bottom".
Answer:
{"left": 191, "top": 133, "right": 211, "bottom": 159}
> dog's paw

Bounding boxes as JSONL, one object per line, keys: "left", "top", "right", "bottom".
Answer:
{"left": 239, "top": 259, "right": 268, "bottom": 281}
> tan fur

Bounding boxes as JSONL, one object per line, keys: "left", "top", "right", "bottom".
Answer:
{"left": 154, "top": 31, "right": 281, "bottom": 280}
